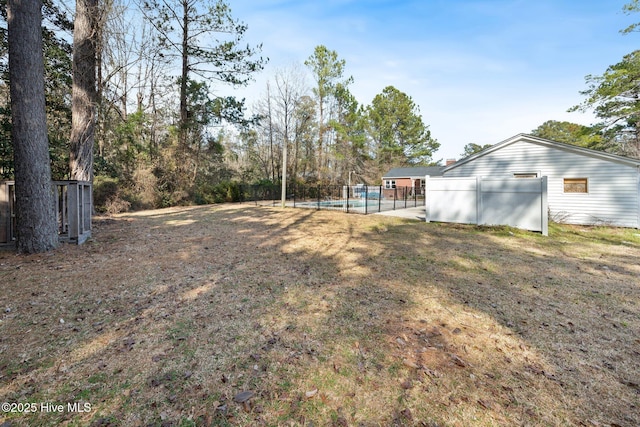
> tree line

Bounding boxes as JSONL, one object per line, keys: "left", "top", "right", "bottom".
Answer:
{"left": 2, "top": 0, "right": 640, "bottom": 252}
{"left": 1, "top": 1, "right": 439, "bottom": 219}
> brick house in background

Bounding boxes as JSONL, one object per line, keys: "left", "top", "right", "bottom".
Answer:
{"left": 381, "top": 166, "right": 445, "bottom": 197}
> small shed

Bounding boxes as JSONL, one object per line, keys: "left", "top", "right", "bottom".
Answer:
{"left": 382, "top": 166, "right": 444, "bottom": 197}
{"left": 442, "top": 134, "right": 640, "bottom": 227}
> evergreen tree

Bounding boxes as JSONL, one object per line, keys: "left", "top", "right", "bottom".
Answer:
{"left": 7, "top": 0, "right": 59, "bottom": 252}
{"left": 141, "top": 0, "right": 265, "bottom": 193}
{"left": 570, "top": 50, "right": 640, "bottom": 158}
{"left": 460, "top": 143, "right": 492, "bottom": 158}
{"left": 305, "top": 45, "right": 352, "bottom": 180}
{"left": 367, "top": 86, "right": 439, "bottom": 169}
{"left": 330, "top": 83, "right": 367, "bottom": 183}
{"left": 531, "top": 120, "right": 603, "bottom": 149}
{"left": 0, "top": 0, "right": 72, "bottom": 179}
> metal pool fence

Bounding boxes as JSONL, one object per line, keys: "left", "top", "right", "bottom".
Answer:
{"left": 241, "top": 183, "right": 424, "bottom": 214}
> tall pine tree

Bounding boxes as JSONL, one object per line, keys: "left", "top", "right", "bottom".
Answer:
{"left": 7, "top": 0, "right": 58, "bottom": 252}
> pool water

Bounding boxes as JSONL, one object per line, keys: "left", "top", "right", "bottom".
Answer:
{"left": 296, "top": 200, "right": 367, "bottom": 209}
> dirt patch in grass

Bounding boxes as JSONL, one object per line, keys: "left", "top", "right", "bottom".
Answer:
{"left": 0, "top": 204, "right": 639, "bottom": 426}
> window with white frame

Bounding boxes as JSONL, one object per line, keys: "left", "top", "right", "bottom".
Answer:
{"left": 385, "top": 180, "right": 396, "bottom": 189}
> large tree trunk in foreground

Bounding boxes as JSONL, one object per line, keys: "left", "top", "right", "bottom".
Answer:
{"left": 69, "top": 0, "right": 98, "bottom": 181}
{"left": 7, "top": 0, "right": 59, "bottom": 253}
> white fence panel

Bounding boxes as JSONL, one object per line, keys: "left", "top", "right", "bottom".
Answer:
{"left": 426, "top": 177, "right": 478, "bottom": 224}
{"left": 426, "top": 176, "right": 548, "bottom": 235}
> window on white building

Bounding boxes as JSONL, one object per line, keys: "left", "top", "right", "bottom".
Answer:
{"left": 564, "top": 178, "right": 588, "bottom": 193}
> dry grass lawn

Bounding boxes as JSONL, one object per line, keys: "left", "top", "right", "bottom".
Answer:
{"left": 0, "top": 204, "right": 639, "bottom": 427}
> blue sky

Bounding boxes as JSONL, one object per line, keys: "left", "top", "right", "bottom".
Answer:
{"left": 226, "top": 0, "right": 639, "bottom": 162}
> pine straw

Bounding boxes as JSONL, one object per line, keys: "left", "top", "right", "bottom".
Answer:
{"left": 0, "top": 204, "right": 638, "bottom": 427}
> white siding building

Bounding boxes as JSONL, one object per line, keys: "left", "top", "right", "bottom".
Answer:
{"left": 443, "top": 134, "right": 640, "bottom": 228}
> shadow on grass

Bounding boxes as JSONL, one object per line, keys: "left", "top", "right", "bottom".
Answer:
{"left": 0, "top": 204, "right": 638, "bottom": 426}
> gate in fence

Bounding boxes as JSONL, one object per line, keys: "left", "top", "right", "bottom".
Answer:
{"left": 0, "top": 180, "right": 92, "bottom": 246}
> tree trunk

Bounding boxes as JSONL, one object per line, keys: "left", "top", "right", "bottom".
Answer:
{"left": 317, "top": 95, "right": 324, "bottom": 181}
{"left": 176, "top": 0, "right": 190, "bottom": 184}
{"left": 179, "top": 0, "right": 189, "bottom": 144}
{"left": 7, "top": 0, "right": 59, "bottom": 253}
{"left": 69, "top": 0, "right": 98, "bottom": 182}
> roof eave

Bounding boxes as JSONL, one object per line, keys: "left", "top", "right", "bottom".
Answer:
{"left": 443, "top": 133, "right": 640, "bottom": 171}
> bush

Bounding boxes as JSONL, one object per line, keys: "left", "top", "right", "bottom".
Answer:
{"left": 103, "top": 196, "right": 131, "bottom": 215}
{"left": 95, "top": 175, "right": 247, "bottom": 212}
{"left": 192, "top": 181, "right": 243, "bottom": 205}
{"left": 93, "top": 175, "right": 132, "bottom": 215}
{"left": 93, "top": 176, "right": 120, "bottom": 213}
{"left": 130, "top": 167, "right": 160, "bottom": 210}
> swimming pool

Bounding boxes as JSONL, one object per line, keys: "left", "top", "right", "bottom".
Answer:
{"left": 295, "top": 199, "right": 367, "bottom": 209}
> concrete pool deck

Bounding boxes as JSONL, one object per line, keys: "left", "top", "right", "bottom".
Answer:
{"left": 375, "top": 205, "right": 426, "bottom": 221}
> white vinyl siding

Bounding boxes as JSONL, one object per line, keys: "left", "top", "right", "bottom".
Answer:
{"left": 444, "top": 138, "right": 640, "bottom": 227}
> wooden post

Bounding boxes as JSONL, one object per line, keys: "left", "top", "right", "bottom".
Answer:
{"left": 0, "top": 182, "right": 7, "bottom": 243}
{"left": 67, "top": 182, "right": 79, "bottom": 242}
{"left": 9, "top": 183, "right": 15, "bottom": 242}
{"left": 82, "top": 182, "right": 92, "bottom": 235}
{"left": 54, "top": 183, "right": 60, "bottom": 235}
